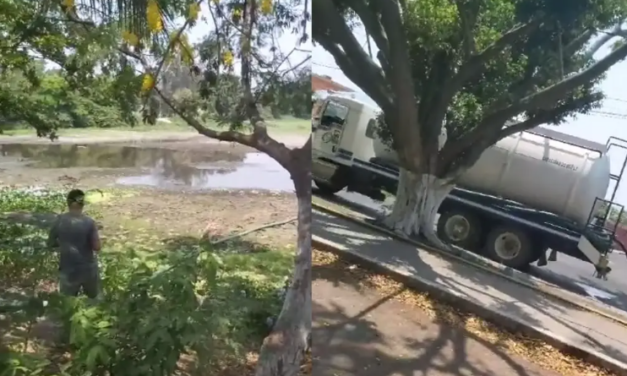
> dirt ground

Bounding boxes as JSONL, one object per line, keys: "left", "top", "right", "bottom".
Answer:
{"left": 94, "top": 188, "right": 297, "bottom": 249}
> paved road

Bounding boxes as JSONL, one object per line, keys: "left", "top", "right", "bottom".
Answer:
{"left": 313, "top": 278, "right": 559, "bottom": 376}
{"left": 531, "top": 253, "right": 627, "bottom": 311}
{"left": 315, "top": 186, "right": 627, "bottom": 313}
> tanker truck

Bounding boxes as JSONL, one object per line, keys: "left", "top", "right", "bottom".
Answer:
{"left": 312, "top": 93, "right": 627, "bottom": 279}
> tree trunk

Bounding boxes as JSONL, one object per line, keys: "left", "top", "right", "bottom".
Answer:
{"left": 383, "top": 125, "right": 452, "bottom": 246}
{"left": 383, "top": 169, "right": 454, "bottom": 247}
{"left": 254, "top": 168, "right": 311, "bottom": 376}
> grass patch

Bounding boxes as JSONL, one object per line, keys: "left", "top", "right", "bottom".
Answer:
{"left": 0, "top": 187, "right": 293, "bottom": 376}
{"left": 1, "top": 116, "right": 310, "bottom": 137}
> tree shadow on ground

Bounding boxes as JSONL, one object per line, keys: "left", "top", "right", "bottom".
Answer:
{"left": 313, "top": 209, "right": 440, "bottom": 285}
{"left": 313, "top": 209, "right": 546, "bottom": 327}
{"left": 313, "top": 206, "right": 627, "bottom": 365}
{"left": 312, "top": 262, "right": 545, "bottom": 376}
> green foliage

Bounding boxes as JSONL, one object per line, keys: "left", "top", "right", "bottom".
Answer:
{"left": 258, "top": 68, "right": 312, "bottom": 119}
{"left": 0, "top": 0, "right": 145, "bottom": 136}
{"left": 0, "top": 67, "right": 136, "bottom": 134}
{"left": 0, "top": 0, "right": 311, "bottom": 137}
{"left": 403, "top": 0, "right": 622, "bottom": 136}
{"left": 0, "top": 188, "right": 291, "bottom": 376}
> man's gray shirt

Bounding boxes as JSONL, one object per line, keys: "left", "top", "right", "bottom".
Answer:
{"left": 48, "top": 212, "right": 98, "bottom": 273}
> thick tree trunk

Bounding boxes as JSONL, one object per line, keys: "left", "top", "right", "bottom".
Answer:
{"left": 254, "top": 169, "right": 311, "bottom": 376}
{"left": 383, "top": 169, "right": 454, "bottom": 247}
{"left": 383, "top": 126, "right": 452, "bottom": 246}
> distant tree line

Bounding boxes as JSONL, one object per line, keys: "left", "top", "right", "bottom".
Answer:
{"left": 0, "top": 41, "right": 310, "bottom": 134}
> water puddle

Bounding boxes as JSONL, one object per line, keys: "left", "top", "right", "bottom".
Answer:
{"left": 118, "top": 153, "right": 292, "bottom": 191}
{"left": 0, "top": 143, "right": 293, "bottom": 191}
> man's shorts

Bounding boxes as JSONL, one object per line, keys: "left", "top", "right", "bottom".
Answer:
{"left": 59, "top": 263, "right": 100, "bottom": 299}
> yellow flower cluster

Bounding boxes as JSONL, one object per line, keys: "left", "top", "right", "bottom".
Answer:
{"left": 261, "top": 0, "right": 272, "bottom": 15}
{"left": 177, "top": 33, "right": 195, "bottom": 65}
{"left": 147, "top": 0, "right": 163, "bottom": 33}
{"left": 141, "top": 74, "right": 155, "bottom": 94}
{"left": 62, "top": 0, "right": 74, "bottom": 12}
{"left": 223, "top": 51, "right": 234, "bottom": 67}
{"left": 122, "top": 30, "right": 139, "bottom": 47}
{"left": 188, "top": 3, "right": 200, "bottom": 21}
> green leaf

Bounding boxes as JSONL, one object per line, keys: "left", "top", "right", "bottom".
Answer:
{"left": 85, "top": 344, "right": 108, "bottom": 369}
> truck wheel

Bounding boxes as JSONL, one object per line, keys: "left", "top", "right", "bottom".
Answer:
{"left": 314, "top": 179, "right": 345, "bottom": 195}
{"left": 436, "top": 210, "right": 482, "bottom": 252}
{"left": 484, "top": 226, "right": 534, "bottom": 269}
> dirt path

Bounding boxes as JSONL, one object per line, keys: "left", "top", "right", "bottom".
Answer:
{"left": 313, "top": 270, "right": 561, "bottom": 376}
{"left": 0, "top": 130, "right": 309, "bottom": 148}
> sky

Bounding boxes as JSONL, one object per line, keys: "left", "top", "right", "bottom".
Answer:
{"left": 313, "top": 25, "right": 627, "bottom": 208}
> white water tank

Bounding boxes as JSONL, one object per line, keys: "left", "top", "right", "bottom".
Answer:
{"left": 373, "top": 128, "right": 611, "bottom": 226}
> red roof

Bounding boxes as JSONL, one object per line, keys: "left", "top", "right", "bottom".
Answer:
{"left": 312, "top": 74, "right": 353, "bottom": 93}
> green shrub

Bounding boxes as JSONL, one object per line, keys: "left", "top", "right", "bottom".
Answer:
{"left": 0, "top": 188, "right": 290, "bottom": 376}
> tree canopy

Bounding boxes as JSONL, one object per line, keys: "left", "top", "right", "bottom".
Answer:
{"left": 0, "top": 0, "right": 311, "bottom": 141}
{"left": 314, "top": 0, "right": 627, "bottom": 178}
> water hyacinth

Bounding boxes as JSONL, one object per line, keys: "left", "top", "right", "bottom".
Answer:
{"left": 0, "top": 186, "right": 66, "bottom": 213}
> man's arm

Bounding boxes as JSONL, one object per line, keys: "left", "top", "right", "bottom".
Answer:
{"left": 47, "top": 217, "right": 60, "bottom": 249}
{"left": 90, "top": 219, "right": 101, "bottom": 252}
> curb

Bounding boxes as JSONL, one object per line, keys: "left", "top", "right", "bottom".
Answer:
{"left": 312, "top": 235, "right": 627, "bottom": 376}
{"left": 312, "top": 200, "right": 627, "bottom": 327}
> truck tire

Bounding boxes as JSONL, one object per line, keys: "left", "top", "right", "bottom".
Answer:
{"left": 314, "top": 179, "right": 345, "bottom": 195}
{"left": 436, "top": 210, "right": 482, "bottom": 252}
{"left": 484, "top": 225, "right": 534, "bottom": 269}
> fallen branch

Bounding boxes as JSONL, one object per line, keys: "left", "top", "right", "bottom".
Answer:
{"left": 206, "top": 217, "right": 298, "bottom": 245}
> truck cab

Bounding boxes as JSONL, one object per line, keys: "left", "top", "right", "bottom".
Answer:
{"left": 312, "top": 94, "right": 379, "bottom": 195}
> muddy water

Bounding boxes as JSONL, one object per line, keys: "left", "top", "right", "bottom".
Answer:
{"left": 0, "top": 143, "right": 293, "bottom": 191}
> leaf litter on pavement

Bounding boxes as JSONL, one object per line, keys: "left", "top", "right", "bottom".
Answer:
{"left": 313, "top": 249, "right": 614, "bottom": 376}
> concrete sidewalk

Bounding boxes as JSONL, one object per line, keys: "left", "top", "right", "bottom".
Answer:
{"left": 312, "top": 209, "right": 627, "bottom": 373}
{"left": 313, "top": 278, "right": 559, "bottom": 376}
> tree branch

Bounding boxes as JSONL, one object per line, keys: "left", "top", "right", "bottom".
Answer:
{"left": 587, "top": 24, "right": 623, "bottom": 57}
{"left": 438, "top": 106, "right": 575, "bottom": 178}
{"left": 154, "top": 86, "right": 293, "bottom": 169}
{"left": 312, "top": 0, "right": 392, "bottom": 111}
{"left": 454, "top": 0, "right": 480, "bottom": 58}
{"left": 492, "top": 28, "right": 597, "bottom": 109}
{"left": 369, "top": 0, "right": 426, "bottom": 170}
{"left": 427, "top": 19, "right": 543, "bottom": 137}
{"left": 483, "top": 41, "right": 627, "bottom": 129}
{"left": 341, "top": 0, "right": 389, "bottom": 58}
{"left": 450, "top": 28, "right": 627, "bottom": 156}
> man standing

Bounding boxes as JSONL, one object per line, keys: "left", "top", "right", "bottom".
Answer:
{"left": 48, "top": 189, "right": 101, "bottom": 299}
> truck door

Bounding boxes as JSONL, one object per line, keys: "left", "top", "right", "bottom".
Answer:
{"left": 313, "top": 100, "right": 349, "bottom": 159}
